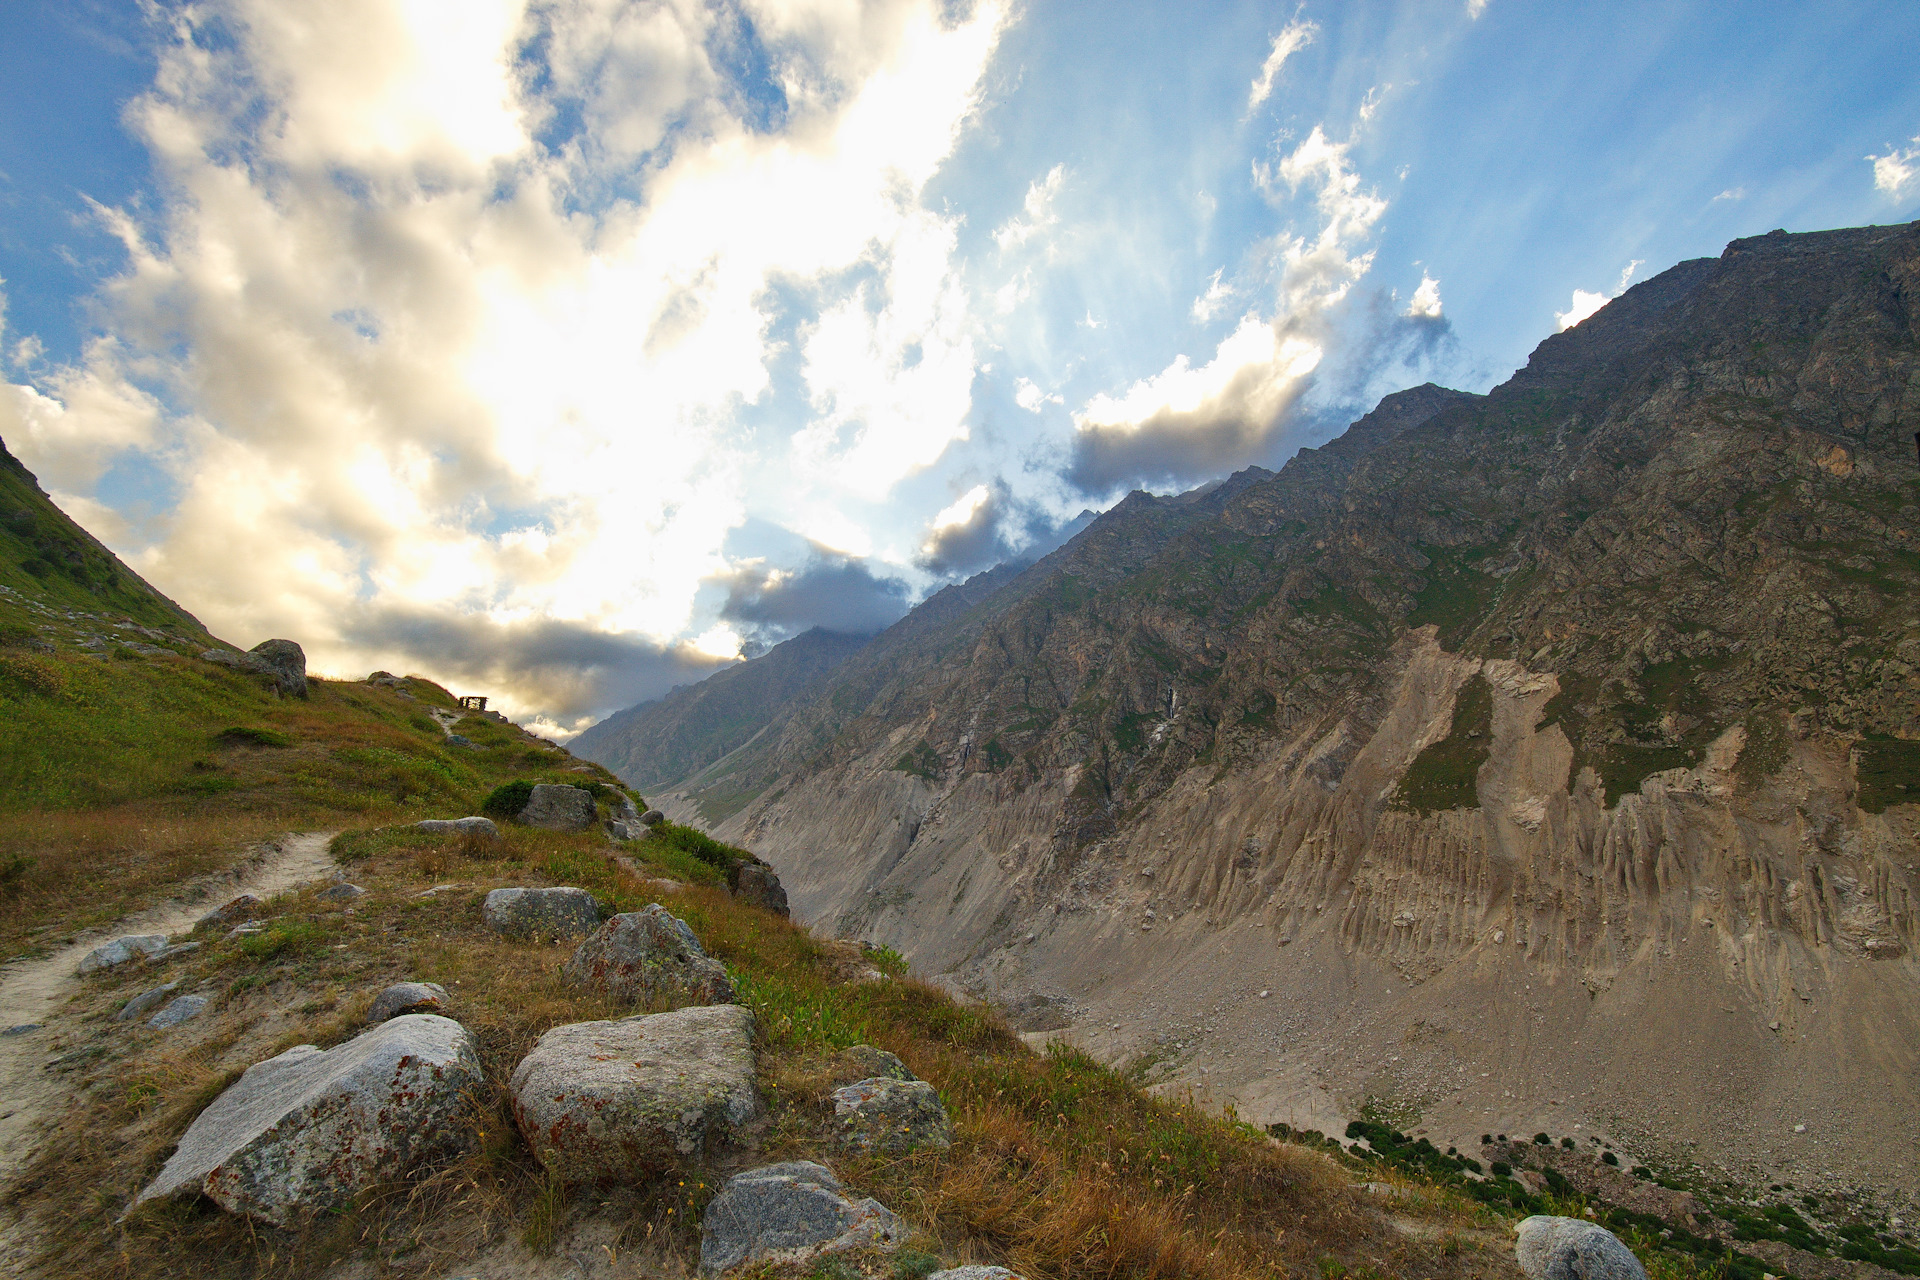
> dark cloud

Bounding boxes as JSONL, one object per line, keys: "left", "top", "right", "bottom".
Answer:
{"left": 917, "top": 481, "right": 1012, "bottom": 575}
{"left": 341, "top": 607, "right": 732, "bottom": 727}
{"left": 719, "top": 553, "right": 910, "bottom": 639}
{"left": 1323, "top": 290, "right": 1459, "bottom": 410}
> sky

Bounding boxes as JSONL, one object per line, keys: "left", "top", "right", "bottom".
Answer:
{"left": 1, "top": 0, "right": 1917, "bottom": 736}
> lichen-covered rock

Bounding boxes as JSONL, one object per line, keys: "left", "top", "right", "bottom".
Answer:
{"left": 831, "top": 1077, "right": 952, "bottom": 1153}
{"left": 699, "top": 1161, "right": 906, "bottom": 1276}
{"left": 246, "top": 639, "right": 308, "bottom": 698}
{"left": 414, "top": 816, "right": 500, "bottom": 840}
{"left": 639, "top": 808, "right": 666, "bottom": 826}
{"left": 515, "top": 783, "right": 597, "bottom": 831}
{"left": 483, "top": 886, "right": 600, "bottom": 940}
{"left": 733, "top": 863, "right": 789, "bottom": 917}
{"left": 510, "top": 1004, "right": 760, "bottom": 1182}
{"left": 117, "top": 982, "right": 180, "bottom": 1023}
{"left": 132, "top": 1014, "right": 482, "bottom": 1226}
{"left": 928, "top": 1269, "right": 1023, "bottom": 1280}
{"left": 830, "top": 1045, "right": 915, "bottom": 1084}
{"left": 78, "top": 934, "right": 168, "bottom": 975}
{"left": 562, "top": 905, "right": 734, "bottom": 1007}
{"left": 316, "top": 882, "right": 365, "bottom": 902}
{"left": 148, "top": 994, "right": 209, "bottom": 1029}
{"left": 1516, "top": 1216, "right": 1648, "bottom": 1280}
{"left": 367, "top": 981, "right": 449, "bottom": 1023}
{"left": 195, "top": 894, "right": 266, "bottom": 932}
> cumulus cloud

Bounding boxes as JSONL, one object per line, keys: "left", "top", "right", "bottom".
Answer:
{"left": 1555, "top": 258, "right": 1643, "bottom": 330}
{"left": 1067, "top": 123, "right": 1386, "bottom": 494}
{"left": 3, "top": 0, "right": 1007, "bottom": 727}
{"left": 918, "top": 482, "right": 1003, "bottom": 573}
{"left": 1870, "top": 136, "right": 1920, "bottom": 198}
{"left": 1013, "top": 377, "right": 1060, "bottom": 412}
{"left": 1247, "top": 19, "right": 1316, "bottom": 112}
{"left": 1405, "top": 274, "right": 1442, "bottom": 319}
{"left": 718, "top": 553, "right": 911, "bottom": 640}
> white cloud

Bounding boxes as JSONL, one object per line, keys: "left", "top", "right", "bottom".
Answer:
{"left": 5, "top": 0, "right": 1009, "bottom": 724}
{"left": 1712, "top": 187, "right": 1746, "bottom": 202}
{"left": 994, "top": 163, "right": 1066, "bottom": 251}
{"left": 1869, "top": 136, "right": 1920, "bottom": 198}
{"left": 1555, "top": 288, "right": 1610, "bottom": 331}
{"left": 1013, "top": 377, "right": 1060, "bottom": 412}
{"left": 1616, "top": 259, "right": 1644, "bottom": 292}
{"left": 1191, "top": 268, "right": 1233, "bottom": 322}
{"left": 1247, "top": 19, "right": 1317, "bottom": 113}
{"left": 1405, "top": 274, "right": 1442, "bottom": 319}
{"left": 1466, "top": 0, "right": 1490, "bottom": 17}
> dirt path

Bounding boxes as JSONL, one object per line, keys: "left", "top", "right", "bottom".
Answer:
{"left": 0, "top": 832, "right": 338, "bottom": 1186}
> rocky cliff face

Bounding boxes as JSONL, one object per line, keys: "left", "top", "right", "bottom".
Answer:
{"left": 641, "top": 222, "right": 1920, "bottom": 1207}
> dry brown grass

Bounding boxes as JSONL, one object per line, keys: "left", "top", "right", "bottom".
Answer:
{"left": 6, "top": 822, "right": 1511, "bottom": 1280}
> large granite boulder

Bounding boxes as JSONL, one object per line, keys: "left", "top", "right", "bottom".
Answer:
{"left": 483, "top": 886, "right": 600, "bottom": 940}
{"left": 414, "top": 816, "right": 500, "bottom": 840}
{"left": 78, "top": 934, "right": 168, "bottom": 975}
{"left": 367, "top": 981, "right": 449, "bottom": 1023}
{"left": 246, "top": 639, "right": 308, "bottom": 698}
{"left": 733, "top": 863, "right": 789, "bottom": 917}
{"left": 516, "top": 783, "right": 596, "bottom": 831}
{"left": 831, "top": 1076, "right": 953, "bottom": 1153}
{"left": 132, "top": 1014, "right": 481, "bottom": 1226}
{"left": 510, "top": 1004, "right": 760, "bottom": 1182}
{"left": 562, "top": 905, "right": 734, "bottom": 1007}
{"left": 700, "top": 1161, "right": 907, "bottom": 1276}
{"left": 1516, "top": 1216, "right": 1648, "bottom": 1280}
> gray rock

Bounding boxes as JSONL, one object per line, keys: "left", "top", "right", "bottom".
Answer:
{"left": 831, "top": 1045, "right": 915, "bottom": 1084}
{"left": 515, "top": 783, "right": 597, "bottom": 832}
{"left": 132, "top": 1014, "right": 482, "bottom": 1226}
{"left": 367, "top": 981, "right": 449, "bottom": 1024}
{"left": 733, "top": 863, "right": 789, "bottom": 917}
{"left": 445, "top": 733, "right": 473, "bottom": 748}
{"left": 562, "top": 905, "right": 735, "bottom": 1007}
{"left": 928, "top": 1269, "right": 1022, "bottom": 1280}
{"left": 699, "top": 1161, "right": 906, "bottom": 1276}
{"left": 78, "top": 933, "right": 169, "bottom": 975}
{"left": 200, "top": 648, "right": 255, "bottom": 670}
{"left": 639, "top": 808, "right": 666, "bottom": 826}
{"left": 2, "top": 1023, "right": 40, "bottom": 1036}
{"left": 831, "top": 1076, "right": 953, "bottom": 1153}
{"left": 413, "top": 816, "right": 500, "bottom": 840}
{"left": 195, "top": 894, "right": 267, "bottom": 932}
{"left": 316, "top": 883, "right": 365, "bottom": 902}
{"left": 148, "top": 994, "right": 210, "bottom": 1029}
{"left": 151, "top": 941, "right": 201, "bottom": 963}
{"left": 246, "top": 639, "right": 308, "bottom": 698}
{"left": 117, "top": 982, "right": 182, "bottom": 1023}
{"left": 1515, "top": 1216, "right": 1648, "bottom": 1280}
{"left": 483, "top": 886, "right": 600, "bottom": 940}
{"left": 510, "top": 1004, "right": 760, "bottom": 1182}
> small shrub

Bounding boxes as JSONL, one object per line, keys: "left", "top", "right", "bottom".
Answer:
{"left": 481, "top": 779, "right": 536, "bottom": 818}
{"left": 1481, "top": 1133, "right": 1493, "bottom": 1144}
{"left": 214, "top": 726, "right": 292, "bottom": 749}
{"left": 1491, "top": 1161, "right": 1512, "bottom": 1177}
{"left": 1603, "top": 1151, "right": 1619, "bottom": 1166}
{"left": 0, "top": 853, "right": 33, "bottom": 897}
{"left": 0, "top": 653, "right": 64, "bottom": 696}
{"left": 238, "top": 919, "right": 326, "bottom": 961}
{"left": 1533, "top": 1132, "right": 1552, "bottom": 1145}
{"left": 1561, "top": 1136, "right": 1575, "bottom": 1149}
{"left": 890, "top": 1249, "right": 941, "bottom": 1280}
{"left": 0, "top": 623, "right": 37, "bottom": 646}
{"left": 111, "top": 645, "right": 141, "bottom": 661}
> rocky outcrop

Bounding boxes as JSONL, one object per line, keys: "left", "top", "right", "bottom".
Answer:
{"left": 831, "top": 1045, "right": 914, "bottom": 1083}
{"left": 116, "top": 982, "right": 180, "bottom": 1022}
{"left": 699, "top": 1161, "right": 906, "bottom": 1276}
{"left": 562, "top": 905, "right": 735, "bottom": 1007}
{"left": 1515, "top": 1216, "right": 1647, "bottom": 1280}
{"left": 516, "top": 783, "right": 597, "bottom": 831}
{"left": 482, "top": 886, "right": 600, "bottom": 940}
{"left": 367, "top": 981, "right": 449, "bottom": 1023}
{"left": 132, "top": 1014, "right": 482, "bottom": 1225}
{"left": 414, "top": 816, "right": 500, "bottom": 840}
{"left": 831, "top": 1076, "right": 952, "bottom": 1153}
{"left": 246, "top": 639, "right": 307, "bottom": 698}
{"left": 734, "top": 863, "right": 789, "bottom": 916}
{"left": 509, "top": 1005, "right": 759, "bottom": 1181}
{"left": 78, "top": 934, "right": 168, "bottom": 975}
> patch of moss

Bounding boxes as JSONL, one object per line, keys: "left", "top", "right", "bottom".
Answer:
{"left": 1855, "top": 738, "right": 1920, "bottom": 813}
{"left": 1394, "top": 674, "right": 1492, "bottom": 814}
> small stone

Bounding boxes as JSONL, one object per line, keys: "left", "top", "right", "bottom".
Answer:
{"left": 1259, "top": 989, "right": 1271, "bottom": 998}
{"left": 1793, "top": 1124, "right": 1806, "bottom": 1133}
{"left": 228, "top": 922, "right": 269, "bottom": 939}
{"left": 117, "top": 982, "right": 182, "bottom": 1023}
{"left": 445, "top": 734, "right": 472, "bottom": 747}
{"left": 927, "top": 1268, "right": 1023, "bottom": 1280}
{"left": 699, "top": 1161, "right": 906, "bottom": 1276}
{"left": 832, "top": 1076, "right": 953, "bottom": 1154}
{"left": 483, "top": 886, "right": 600, "bottom": 940}
{"left": 367, "top": 981, "right": 449, "bottom": 1024}
{"left": 830, "top": 1045, "right": 915, "bottom": 1084}
{"left": 77, "top": 934, "right": 169, "bottom": 975}
{"left": 515, "top": 783, "right": 597, "bottom": 832}
{"left": 148, "top": 994, "right": 210, "bottom": 1029}
{"left": 3, "top": 1024, "right": 42, "bottom": 1037}
{"left": 563, "top": 905, "right": 735, "bottom": 1007}
{"left": 1515, "top": 1215, "right": 1647, "bottom": 1280}
{"left": 195, "top": 894, "right": 268, "bottom": 932}
{"left": 317, "top": 883, "right": 365, "bottom": 902}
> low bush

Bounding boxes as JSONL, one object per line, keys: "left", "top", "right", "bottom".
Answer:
{"left": 481, "top": 779, "right": 536, "bottom": 818}
{"left": 213, "top": 726, "right": 291, "bottom": 749}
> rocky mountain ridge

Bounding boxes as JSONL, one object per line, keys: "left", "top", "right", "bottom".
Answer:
{"left": 609, "top": 221, "right": 1920, "bottom": 1208}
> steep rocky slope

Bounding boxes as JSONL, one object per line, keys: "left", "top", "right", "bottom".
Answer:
{"left": 634, "top": 221, "right": 1920, "bottom": 1209}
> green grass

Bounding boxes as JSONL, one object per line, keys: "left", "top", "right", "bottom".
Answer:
{"left": 1406, "top": 547, "right": 1499, "bottom": 647}
{"left": 1394, "top": 674, "right": 1492, "bottom": 813}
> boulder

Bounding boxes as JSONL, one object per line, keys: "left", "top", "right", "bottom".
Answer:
{"left": 246, "top": 639, "right": 308, "bottom": 698}
{"left": 149, "top": 994, "right": 209, "bottom": 1029}
{"left": 483, "top": 886, "right": 601, "bottom": 940}
{"left": 830, "top": 1045, "right": 915, "bottom": 1084}
{"left": 195, "top": 894, "right": 267, "bottom": 932}
{"left": 132, "top": 1014, "right": 482, "bottom": 1226}
{"left": 516, "top": 783, "right": 597, "bottom": 832}
{"left": 606, "top": 792, "right": 645, "bottom": 841}
{"left": 117, "top": 982, "right": 181, "bottom": 1023}
{"left": 929, "top": 1269, "right": 1023, "bottom": 1280}
{"left": 1515, "top": 1216, "right": 1648, "bottom": 1280}
{"left": 78, "top": 934, "right": 169, "bottom": 975}
{"left": 414, "top": 816, "right": 500, "bottom": 840}
{"left": 317, "top": 883, "right": 365, "bottom": 902}
{"left": 367, "top": 981, "right": 449, "bottom": 1024}
{"left": 510, "top": 1005, "right": 760, "bottom": 1182}
{"left": 562, "top": 905, "right": 735, "bottom": 1007}
{"left": 639, "top": 808, "right": 666, "bottom": 826}
{"left": 200, "top": 648, "right": 252, "bottom": 670}
{"left": 733, "top": 863, "right": 789, "bottom": 917}
{"left": 831, "top": 1076, "right": 953, "bottom": 1153}
{"left": 699, "top": 1161, "right": 907, "bottom": 1276}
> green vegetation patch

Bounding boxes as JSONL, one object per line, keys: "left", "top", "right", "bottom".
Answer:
{"left": 481, "top": 779, "right": 536, "bottom": 818}
{"left": 1406, "top": 547, "right": 1499, "bottom": 646}
{"left": 213, "top": 726, "right": 292, "bottom": 749}
{"left": 891, "top": 739, "right": 941, "bottom": 782}
{"left": 1394, "top": 674, "right": 1492, "bottom": 814}
{"left": 1856, "top": 737, "right": 1920, "bottom": 813}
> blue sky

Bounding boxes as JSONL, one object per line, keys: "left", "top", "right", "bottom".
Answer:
{"left": 1, "top": 0, "right": 1916, "bottom": 733}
